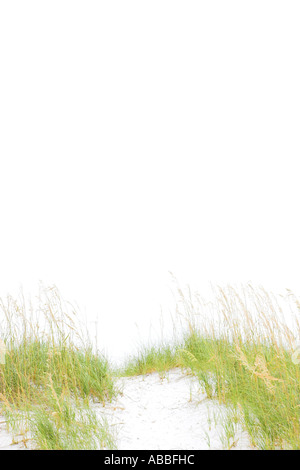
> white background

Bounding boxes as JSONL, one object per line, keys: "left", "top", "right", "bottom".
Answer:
{"left": 1, "top": 1, "right": 300, "bottom": 363}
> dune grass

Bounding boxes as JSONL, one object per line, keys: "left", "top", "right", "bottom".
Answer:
{"left": 120, "top": 343, "right": 181, "bottom": 377}
{"left": 0, "top": 285, "right": 117, "bottom": 449}
{"left": 121, "top": 283, "right": 300, "bottom": 450}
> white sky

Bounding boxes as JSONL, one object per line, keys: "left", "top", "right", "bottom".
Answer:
{"left": 1, "top": 1, "right": 300, "bottom": 362}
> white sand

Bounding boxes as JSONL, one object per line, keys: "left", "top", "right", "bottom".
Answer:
{"left": 92, "top": 369, "right": 253, "bottom": 450}
{"left": 0, "top": 368, "right": 254, "bottom": 450}
{"left": 0, "top": 419, "right": 28, "bottom": 450}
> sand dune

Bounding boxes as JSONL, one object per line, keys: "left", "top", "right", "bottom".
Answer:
{"left": 0, "top": 368, "right": 253, "bottom": 450}
{"left": 92, "top": 369, "right": 253, "bottom": 450}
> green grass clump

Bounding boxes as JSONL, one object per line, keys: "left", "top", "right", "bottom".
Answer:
{"left": 29, "top": 389, "right": 115, "bottom": 450}
{"left": 0, "top": 285, "right": 116, "bottom": 449}
{"left": 179, "top": 332, "right": 300, "bottom": 449}
{"left": 121, "top": 343, "right": 183, "bottom": 376}
{"left": 2, "top": 341, "right": 114, "bottom": 405}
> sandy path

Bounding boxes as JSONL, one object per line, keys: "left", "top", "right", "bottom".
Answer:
{"left": 93, "top": 369, "right": 253, "bottom": 450}
{"left": 0, "top": 369, "right": 253, "bottom": 450}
